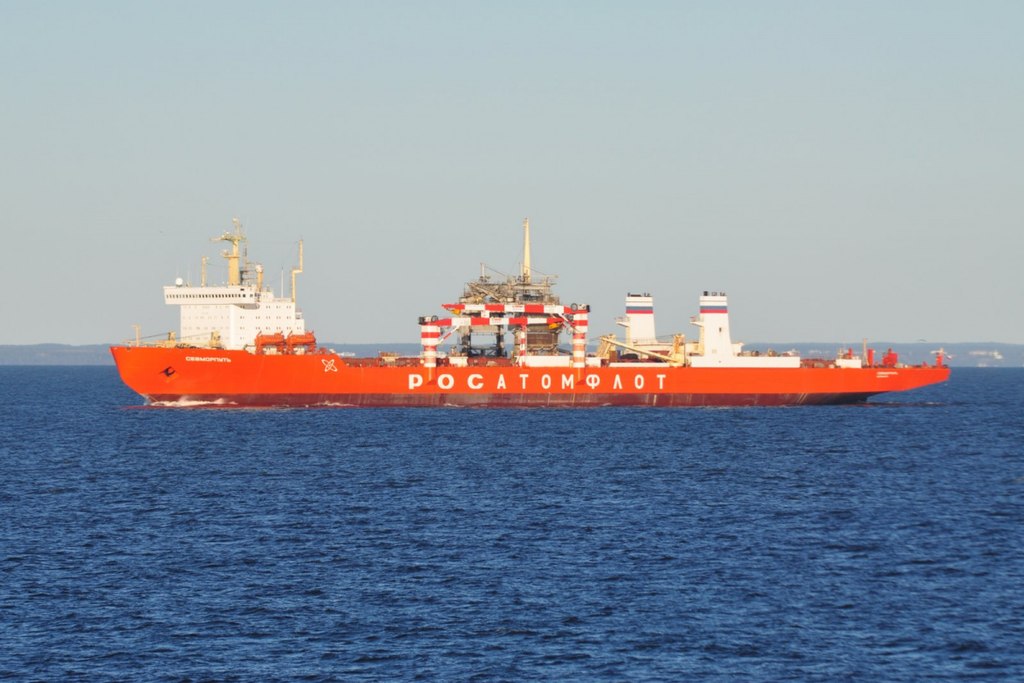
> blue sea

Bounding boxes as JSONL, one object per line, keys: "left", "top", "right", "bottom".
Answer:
{"left": 1, "top": 367, "right": 1022, "bottom": 681}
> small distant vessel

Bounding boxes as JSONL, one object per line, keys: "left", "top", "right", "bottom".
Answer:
{"left": 111, "top": 219, "right": 949, "bottom": 407}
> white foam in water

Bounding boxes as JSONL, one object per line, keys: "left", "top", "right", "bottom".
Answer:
{"left": 150, "top": 397, "right": 238, "bottom": 408}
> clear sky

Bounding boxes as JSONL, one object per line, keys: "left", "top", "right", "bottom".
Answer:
{"left": 2, "top": 1, "right": 1021, "bottom": 345}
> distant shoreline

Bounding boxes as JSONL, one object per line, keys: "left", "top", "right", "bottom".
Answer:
{"left": 2, "top": 343, "right": 1021, "bottom": 368}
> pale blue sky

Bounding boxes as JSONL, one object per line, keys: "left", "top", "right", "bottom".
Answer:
{"left": 2, "top": 1, "right": 1021, "bottom": 344}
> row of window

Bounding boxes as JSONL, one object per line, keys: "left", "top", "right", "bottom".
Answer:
{"left": 168, "top": 293, "right": 255, "bottom": 300}
{"left": 186, "top": 328, "right": 300, "bottom": 333}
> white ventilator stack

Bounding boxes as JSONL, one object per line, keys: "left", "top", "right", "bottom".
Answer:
{"left": 693, "top": 292, "right": 733, "bottom": 359}
{"left": 620, "top": 293, "right": 657, "bottom": 345}
{"left": 689, "top": 292, "right": 799, "bottom": 368}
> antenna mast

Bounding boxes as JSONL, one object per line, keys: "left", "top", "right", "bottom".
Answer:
{"left": 214, "top": 218, "right": 246, "bottom": 286}
{"left": 291, "top": 240, "right": 304, "bottom": 303}
{"left": 521, "top": 217, "right": 532, "bottom": 283}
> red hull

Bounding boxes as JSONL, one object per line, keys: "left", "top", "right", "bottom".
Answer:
{"left": 110, "top": 346, "right": 950, "bottom": 408}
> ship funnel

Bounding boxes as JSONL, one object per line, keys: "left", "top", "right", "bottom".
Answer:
{"left": 622, "top": 293, "right": 657, "bottom": 345}
{"left": 693, "top": 292, "right": 734, "bottom": 358}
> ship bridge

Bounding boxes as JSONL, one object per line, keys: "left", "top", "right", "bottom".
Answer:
{"left": 162, "top": 219, "right": 306, "bottom": 350}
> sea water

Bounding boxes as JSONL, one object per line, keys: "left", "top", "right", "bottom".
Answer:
{"left": 1, "top": 366, "right": 1022, "bottom": 681}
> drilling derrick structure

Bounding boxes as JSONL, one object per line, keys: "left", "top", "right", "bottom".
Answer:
{"left": 453, "top": 218, "right": 563, "bottom": 358}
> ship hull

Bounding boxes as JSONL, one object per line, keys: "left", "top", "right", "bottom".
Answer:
{"left": 111, "top": 346, "right": 950, "bottom": 408}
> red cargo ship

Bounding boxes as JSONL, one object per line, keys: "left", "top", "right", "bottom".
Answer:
{"left": 111, "top": 220, "right": 949, "bottom": 407}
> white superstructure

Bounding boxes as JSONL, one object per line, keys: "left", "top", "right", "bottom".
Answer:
{"left": 163, "top": 220, "right": 305, "bottom": 350}
{"left": 164, "top": 283, "right": 305, "bottom": 350}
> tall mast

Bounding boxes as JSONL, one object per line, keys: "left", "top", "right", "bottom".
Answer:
{"left": 291, "top": 239, "right": 303, "bottom": 303}
{"left": 214, "top": 218, "right": 246, "bottom": 286}
{"left": 521, "top": 217, "right": 532, "bottom": 283}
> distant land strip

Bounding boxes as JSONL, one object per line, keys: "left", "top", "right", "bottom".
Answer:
{"left": 1, "top": 343, "right": 1021, "bottom": 368}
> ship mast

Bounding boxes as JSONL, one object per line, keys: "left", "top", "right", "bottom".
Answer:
{"left": 214, "top": 218, "right": 246, "bottom": 286}
{"left": 291, "top": 239, "right": 303, "bottom": 303}
{"left": 521, "top": 217, "right": 532, "bottom": 284}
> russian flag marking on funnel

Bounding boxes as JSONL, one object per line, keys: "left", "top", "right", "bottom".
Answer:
{"left": 626, "top": 306, "right": 654, "bottom": 314}
{"left": 700, "top": 306, "right": 728, "bottom": 314}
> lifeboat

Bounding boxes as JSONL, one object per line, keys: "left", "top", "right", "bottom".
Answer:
{"left": 285, "top": 331, "right": 317, "bottom": 354}
{"left": 254, "top": 332, "right": 287, "bottom": 355}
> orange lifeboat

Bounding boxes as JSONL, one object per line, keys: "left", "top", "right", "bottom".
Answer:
{"left": 285, "top": 331, "right": 317, "bottom": 354}
{"left": 254, "top": 332, "right": 287, "bottom": 355}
